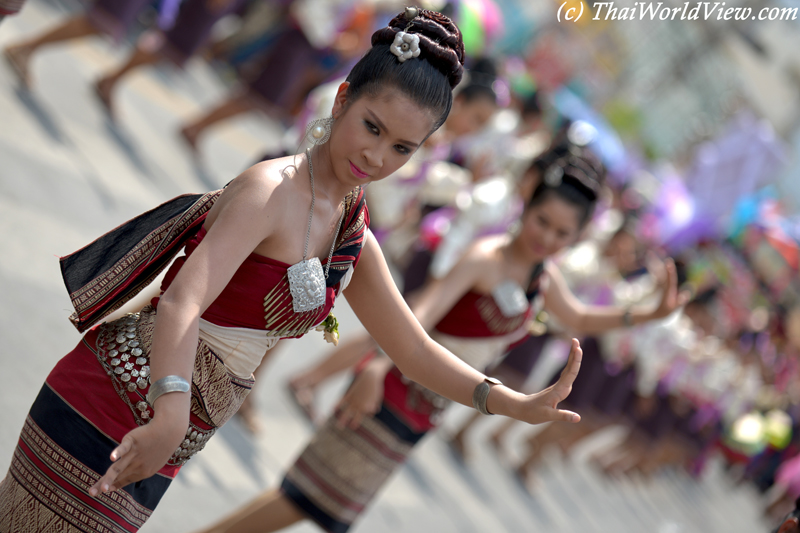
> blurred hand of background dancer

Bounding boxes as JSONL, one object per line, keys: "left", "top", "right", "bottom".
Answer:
{"left": 646, "top": 255, "right": 690, "bottom": 320}
{"left": 335, "top": 355, "right": 393, "bottom": 429}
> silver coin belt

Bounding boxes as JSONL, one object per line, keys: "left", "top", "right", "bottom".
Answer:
{"left": 96, "top": 312, "right": 215, "bottom": 466}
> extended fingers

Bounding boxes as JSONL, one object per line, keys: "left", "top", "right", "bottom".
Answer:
{"left": 89, "top": 453, "right": 133, "bottom": 497}
{"left": 348, "top": 411, "right": 364, "bottom": 430}
{"left": 665, "top": 258, "right": 680, "bottom": 296}
{"left": 110, "top": 436, "right": 133, "bottom": 462}
{"left": 663, "top": 259, "right": 688, "bottom": 311}
{"left": 335, "top": 403, "right": 353, "bottom": 429}
{"left": 677, "top": 289, "right": 691, "bottom": 307}
{"left": 553, "top": 408, "right": 581, "bottom": 423}
{"left": 557, "top": 339, "right": 582, "bottom": 387}
{"left": 646, "top": 251, "right": 667, "bottom": 283}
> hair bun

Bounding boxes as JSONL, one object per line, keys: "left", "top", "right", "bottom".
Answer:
{"left": 371, "top": 8, "right": 466, "bottom": 89}
{"left": 551, "top": 152, "right": 606, "bottom": 200}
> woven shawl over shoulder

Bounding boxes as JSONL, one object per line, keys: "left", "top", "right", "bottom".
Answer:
{"left": 60, "top": 191, "right": 222, "bottom": 333}
{"left": 60, "top": 187, "right": 368, "bottom": 334}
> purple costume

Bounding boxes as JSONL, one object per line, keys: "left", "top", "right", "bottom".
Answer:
{"left": 160, "top": 0, "right": 249, "bottom": 67}
{"left": 87, "top": 0, "right": 151, "bottom": 42}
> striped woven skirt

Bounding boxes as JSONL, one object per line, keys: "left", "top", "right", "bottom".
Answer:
{"left": 0, "top": 308, "right": 253, "bottom": 532}
{"left": 281, "top": 368, "right": 438, "bottom": 533}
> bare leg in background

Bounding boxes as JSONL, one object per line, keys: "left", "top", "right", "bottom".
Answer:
{"left": 195, "top": 490, "right": 305, "bottom": 533}
{"left": 287, "top": 333, "right": 377, "bottom": 423}
{"left": 4, "top": 15, "right": 97, "bottom": 88}
{"left": 95, "top": 44, "right": 160, "bottom": 117}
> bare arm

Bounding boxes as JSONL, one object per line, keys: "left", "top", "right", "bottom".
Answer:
{"left": 343, "top": 231, "right": 582, "bottom": 424}
{"left": 543, "top": 258, "right": 687, "bottom": 334}
{"left": 335, "top": 243, "right": 485, "bottom": 426}
{"left": 91, "top": 168, "right": 280, "bottom": 495}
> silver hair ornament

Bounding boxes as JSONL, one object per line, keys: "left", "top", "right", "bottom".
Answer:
{"left": 544, "top": 165, "right": 564, "bottom": 187}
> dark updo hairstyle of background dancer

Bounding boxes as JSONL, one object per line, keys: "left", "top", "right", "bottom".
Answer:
{"left": 458, "top": 56, "right": 498, "bottom": 102}
{"left": 526, "top": 141, "right": 605, "bottom": 223}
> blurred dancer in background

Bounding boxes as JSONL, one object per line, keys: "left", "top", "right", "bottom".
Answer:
{"left": 509, "top": 224, "right": 656, "bottom": 480}
{"left": 179, "top": 2, "right": 374, "bottom": 156}
{"left": 195, "top": 147, "right": 687, "bottom": 533}
{"left": 94, "top": 0, "right": 249, "bottom": 118}
{"left": 3, "top": 0, "right": 151, "bottom": 88}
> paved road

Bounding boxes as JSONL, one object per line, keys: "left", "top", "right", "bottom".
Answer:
{"left": 0, "top": 2, "right": 773, "bottom": 531}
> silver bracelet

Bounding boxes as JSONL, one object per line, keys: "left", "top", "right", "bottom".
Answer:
{"left": 472, "top": 377, "right": 503, "bottom": 415}
{"left": 146, "top": 375, "right": 191, "bottom": 406}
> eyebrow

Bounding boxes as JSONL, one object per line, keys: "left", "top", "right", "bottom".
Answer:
{"left": 365, "top": 108, "right": 420, "bottom": 148}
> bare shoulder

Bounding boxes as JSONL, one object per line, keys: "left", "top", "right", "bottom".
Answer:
{"left": 226, "top": 156, "right": 300, "bottom": 204}
{"left": 208, "top": 155, "right": 304, "bottom": 225}
{"left": 438, "top": 236, "right": 505, "bottom": 289}
{"left": 460, "top": 234, "right": 508, "bottom": 267}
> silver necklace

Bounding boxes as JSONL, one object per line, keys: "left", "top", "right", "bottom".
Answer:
{"left": 286, "top": 149, "right": 345, "bottom": 313}
{"left": 492, "top": 244, "right": 533, "bottom": 317}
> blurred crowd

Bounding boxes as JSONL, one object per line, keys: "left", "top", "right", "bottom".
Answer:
{"left": 4, "top": 0, "right": 800, "bottom": 529}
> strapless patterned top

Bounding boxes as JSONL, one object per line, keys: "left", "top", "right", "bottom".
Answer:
{"left": 434, "top": 262, "right": 546, "bottom": 338}
{"left": 140, "top": 186, "right": 370, "bottom": 336}
{"left": 157, "top": 219, "right": 360, "bottom": 337}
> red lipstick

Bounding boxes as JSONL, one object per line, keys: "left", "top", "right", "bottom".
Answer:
{"left": 349, "top": 161, "right": 370, "bottom": 180}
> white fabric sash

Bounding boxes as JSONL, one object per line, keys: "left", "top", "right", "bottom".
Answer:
{"left": 198, "top": 319, "right": 280, "bottom": 379}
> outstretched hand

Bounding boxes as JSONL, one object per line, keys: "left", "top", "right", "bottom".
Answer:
{"left": 89, "top": 396, "right": 189, "bottom": 497}
{"left": 647, "top": 254, "right": 691, "bottom": 320}
{"left": 513, "top": 338, "right": 583, "bottom": 425}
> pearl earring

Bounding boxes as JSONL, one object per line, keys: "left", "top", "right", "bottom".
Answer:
{"left": 305, "top": 116, "right": 333, "bottom": 146}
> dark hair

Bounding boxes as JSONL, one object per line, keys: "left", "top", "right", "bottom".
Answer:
{"left": 344, "top": 8, "right": 465, "bottom": 131}
{"left": 457, "top": 57, "right": 499, "bottom": 105}
{"left": 689, "top": 286, "right": 718, "bottom": 307}
{"left": 525, "top": 143, "right": 606, "bottom": 227}
{"left": 521, "top": 91, "right": 542, "bottom": 117}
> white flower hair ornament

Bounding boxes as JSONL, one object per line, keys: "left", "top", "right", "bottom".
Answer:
{"left": 390, "top": 31, "right": 421, "bottom": 62}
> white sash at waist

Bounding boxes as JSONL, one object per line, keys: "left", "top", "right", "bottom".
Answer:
{"left": 198, "top": 319, "right": 281, "bottom": 379}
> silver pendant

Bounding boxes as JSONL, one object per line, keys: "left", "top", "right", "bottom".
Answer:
{"left": 492, "top": 280, "right": 529, "bottom": 317}
{"left": 287, "top": 257, "right": 327, "bottom": 313}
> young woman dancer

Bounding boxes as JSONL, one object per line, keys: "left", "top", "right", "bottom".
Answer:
{"left": 0, "top": 9, "right": 586, "bottom": 532}
{"left": 195, "top": 146, "right": 686, "bottom": 533}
